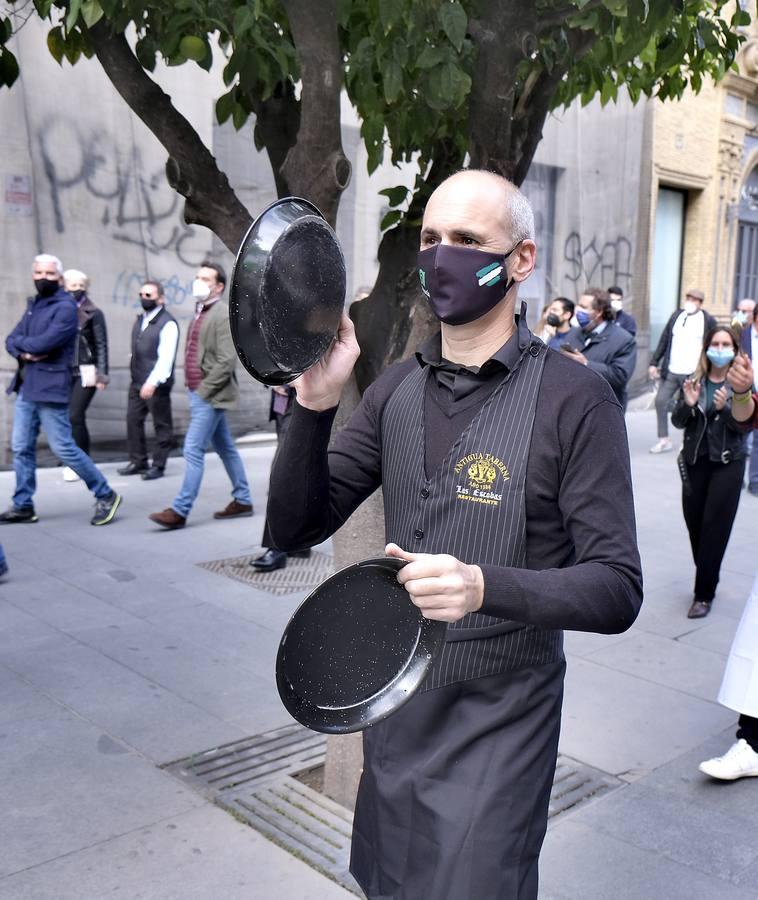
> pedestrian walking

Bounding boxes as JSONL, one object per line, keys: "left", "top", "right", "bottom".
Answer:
{"left": 118, "top": 280, "right": 178, "bottom": 480}
{"left": 671, "top": 326, "right": 747, "bottom": 619}
{"left": 649, "top": 289, "right": 717, "bottom": 453}
{"left": 2, "top": 254, "right": 121, "bottom": 526}
{"left": 560, "top": 287, "right": 637, "bottom": 409}
{"left": 266, "top": 170, "right": 642, "bottom": 900}
{"left": 250, "top": 386, "right": 310, "bottom": 571}
{"left": 607, "top": 285, "right": 638, "bottom": 336}
{"left": 700, "top": 572, "right": 758, "bottom": 780}
{"left": 149, "top": 262, "right": 252, "bottom": 529}
{"left": 739, "top": 302, "right": 758, "bottom": 496}
{"left": 61, "top": 268, "right": 109, "bottom": 482}
{"left": 542, "top": 296, "right": 575, "bottom": 350}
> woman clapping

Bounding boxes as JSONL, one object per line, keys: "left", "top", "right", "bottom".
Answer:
{"left": 672, "top": 326, "right": 747, "bottom": 619}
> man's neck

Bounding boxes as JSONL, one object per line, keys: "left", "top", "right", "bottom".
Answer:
{"left": 440, "top": 297, "right": 516, "bottom": 367}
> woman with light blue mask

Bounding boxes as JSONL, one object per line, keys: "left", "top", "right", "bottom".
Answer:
{"left": 672, "top": 326, "right": 748, "bottom": 619}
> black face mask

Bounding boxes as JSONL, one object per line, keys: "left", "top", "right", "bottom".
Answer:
{"left": 140, "top": 299, "right": 158, "bottom": 312}
{"left": 71, "top": 289, "right": 86, "bottom": 302}
{"left": 34, "top": 278, "right": 60, "bottom": 298}
{"left": 417, "top": 243, "right": 521, "bottom": 326}
{"left": 546, "top": 313, "right": 562, "bottom": 328}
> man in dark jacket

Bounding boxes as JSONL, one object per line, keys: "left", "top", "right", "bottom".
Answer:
{"left": 740, "top": 303, "right": 758, "bottom": 495}
{"left": 2, "top": 254, "right": 121, "bottom": 526}
{"left": 118, "top": 280, "right": 178, "bottom": 480}
{"left": 561, "top": 288, "right": 637, "bottom": 409}
{"left": 607, "top": 285, "right": 637, "bottom": 336}
{"left": 648, "top": 289, "right": 717, "bottom": 453}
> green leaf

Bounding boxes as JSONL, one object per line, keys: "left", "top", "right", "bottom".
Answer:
{"left": 0, "top": 46, "right": 19, "bottom": 87}
{"left": 63, "top": 34, "right": 82, "bottom": 65}
{"left": 216, "top": 89, "right": 235, "bottom": 124}
{"left": 80, "top": 0, "right": 103, "bottom": 28}
{"left": 379, "top": 0, "right": 404, "bottom": 34}
{"left": 381, "top": 209, "right": 403, "bottom": 230}
{"left": 33, "top": 0, "right": 54, "bottom": 17}
{"left": 392, "top": 36, "right": 408, "bottom": 67}
{"left": 439, "top": 2, "right": 467, "bottom": 52}
{"left": 135, "top": 36, "right": 157, "bottom": 71}
{"left": 65, "top": 0, "right": 83, "bottom": 32}
{"left": 379, "top": 185, "right": 410, "bottom": 207}
{"left": 639, "top": 36, "right": 657, "bottom": 66}
{"left": 233, "top": 5, "right": 256, "bottom": 38}
{"left": 732, "top": 8, "right": 751, "bottom": 27}
{"left": 47, "top": 26, "right": 64, "bottom": 64}
{"left": 415, "top": 44, "right": 447, "bottom": 69}
{"left": 232, "top": 100, "right": 248, "bottom": 130}
{"left": 382, "top": 59, "right": 403, "bottom": 103}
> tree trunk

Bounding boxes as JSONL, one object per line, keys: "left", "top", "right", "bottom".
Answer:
{"left": 87, "top": 21, "right": 252, "bottom": 251}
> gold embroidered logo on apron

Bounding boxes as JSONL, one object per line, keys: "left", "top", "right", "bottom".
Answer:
{"left": 453, "top": 452, "right": 510, "bottom": 507}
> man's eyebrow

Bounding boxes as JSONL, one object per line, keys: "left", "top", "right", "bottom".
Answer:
{"left": 452, "top": 229, "right": 482, "bottom": 242}
{"left": 420, "top": 227, "right": 440, "bottom": 239}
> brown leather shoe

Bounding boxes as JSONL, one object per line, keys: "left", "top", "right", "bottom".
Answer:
{"left": 213, "top": 500, "right": 254, "bottom": 519}
{"left": 687, "top": 599, "right": 712, "bottom": 619}
{"left": 149, "top": 508, "right": 186, "bottom": 530}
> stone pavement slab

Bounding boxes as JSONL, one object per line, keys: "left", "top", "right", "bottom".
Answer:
{"left": 539, "top": 820, "right": 758, "bottom": 900}
{"left": 0, "top": 709, "right": 204, "bottom": 878}
{"left": 0, "top": 805, "right": 352, "bottom": 900}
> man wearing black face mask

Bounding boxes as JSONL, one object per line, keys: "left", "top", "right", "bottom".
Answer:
{"left": 118, "top": 280, "right": 178, "bottom": 480}
{"left": 2, "top": 254, "right": 121, "bottom": 526}
{"left": 265, "top": 170, "right": 642, "bottom": 900}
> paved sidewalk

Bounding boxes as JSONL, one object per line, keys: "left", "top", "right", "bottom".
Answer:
{"left": 0, "top": 409, "right": 756, "bottom": 899}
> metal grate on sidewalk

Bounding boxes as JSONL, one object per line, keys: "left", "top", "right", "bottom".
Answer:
{"left": 197, "top": 549, "right": 334, "bottom": 596}
{"left": 162, "top": 722, "right": 327, "bottom": 795}
{"left": 163, "top": 725, "right": 622, "bottom": 896}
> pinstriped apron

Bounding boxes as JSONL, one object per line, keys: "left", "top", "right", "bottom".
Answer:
{"left": 350, "top": 339, "right": 566, "bottom": 900}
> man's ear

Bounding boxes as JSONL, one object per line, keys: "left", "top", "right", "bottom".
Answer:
{"left": 510, "top": 240, "right": 536, "bottom": 284}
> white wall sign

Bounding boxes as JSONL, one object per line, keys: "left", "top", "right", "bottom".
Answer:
{"left": 5, "top": 174, "right": 32, "bottom": 217}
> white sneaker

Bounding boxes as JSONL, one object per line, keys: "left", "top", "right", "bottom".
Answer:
{"left": 62, "top": 467, "right": 80, "bottom": 482}
{"left": 649, "top": 438, "right": 673, "bottom": 454}
{"left": 698, "top": 739, "right": 758, "bottom": 781}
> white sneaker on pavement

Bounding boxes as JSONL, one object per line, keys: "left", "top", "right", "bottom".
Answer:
{"left": 698, "top": 739, "right": 758, "bottom": 781}
{"left": 62, "top": 466, "right": 80, "bottom": 482}
{"left": 649, "top": 438, "right": 673, "bottom": 454}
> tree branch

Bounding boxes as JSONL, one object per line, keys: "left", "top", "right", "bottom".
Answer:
{"left": 87, "top": 20, "right": 252, "bottom": 252}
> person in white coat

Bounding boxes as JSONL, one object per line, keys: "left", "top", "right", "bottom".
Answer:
{"left": 699, "top": 352, "right": 758, "bottom": 780}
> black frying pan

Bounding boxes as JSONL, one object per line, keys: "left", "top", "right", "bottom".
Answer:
{"left": 229, "top": 197, "right": 346, "bottom": 385}
{"left": 276, "top": 557, "right": 446, "bottom": 734}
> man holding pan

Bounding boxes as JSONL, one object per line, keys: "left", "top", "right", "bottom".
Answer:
{"left": 267, "top": 169, "right": 643, "bottom": 900}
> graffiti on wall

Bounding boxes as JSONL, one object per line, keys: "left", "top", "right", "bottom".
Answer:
{"left": 111, "top": 270, "right": 194, "bottom": 318}
{"left": 37, "top": 120, "right": 207, "bottom": 269}
{"left": 562, "top": 231, "right": 633, "bottom": 293}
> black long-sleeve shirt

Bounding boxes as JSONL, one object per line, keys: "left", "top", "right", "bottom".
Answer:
{"left": 268, "top": 328, "right": 643, "bottom": 635}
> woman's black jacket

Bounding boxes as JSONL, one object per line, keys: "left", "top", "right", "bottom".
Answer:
{"left": 75, "top": 295, "right": 109, "bottom": 383}
{"left": 671, "top": 381, "right": 746, "bottom": 465}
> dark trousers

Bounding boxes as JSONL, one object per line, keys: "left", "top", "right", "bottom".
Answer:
{"left": 126, "top": 383, "right": 174, "bottom": 469}
{"left": 655, "top": 373, "right": 686, "bottom": 438}
{"left": 738, "top": 714, "right": 758, "bottom": 752}
{"left": 682, "top": 455, "right": 745, "bottom": 602}
{"left": 261, "top": 408, "right": 292, "bottom": 549}
{"left": 69, "top": 379, "right": 97, "bottom": 455}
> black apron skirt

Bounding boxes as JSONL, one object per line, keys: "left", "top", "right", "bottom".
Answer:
{"left": 350, "top": 659, "right": 565, "bottom": 900}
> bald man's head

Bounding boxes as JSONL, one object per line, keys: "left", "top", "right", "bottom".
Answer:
{"left": 423, "top": 170, "right": 535, "bottom": 251}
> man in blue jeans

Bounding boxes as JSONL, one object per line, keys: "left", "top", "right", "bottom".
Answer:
{"left": 148, "top": 261, "right": 252, "bottom": 529}
{"left": 2, "top": 254, "right": 121, "bottom": 526}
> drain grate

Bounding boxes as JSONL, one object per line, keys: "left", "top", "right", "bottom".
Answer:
{"left": 162, "top": 723, "right": 327, "bottom": 795}
{"left": 228, "top": 779, "right": 360, "bottom": 895}
{"left": 197, "top": 550, "right": 334, "bottom": 596}
{"left": 548, "top": 755, "right": 620, "bottom": 818}
{"left": 165, "top": 730, "right": 620, "bottom": 896}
